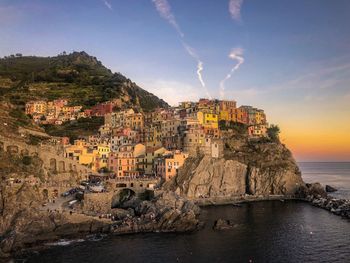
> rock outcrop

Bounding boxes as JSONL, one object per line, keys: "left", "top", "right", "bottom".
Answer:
{"left": 165, "top": 139, "right": 304, "bottom": 199}
{"left": 325, "top": 185, "right": 338, "bottom": 193}
{"left": 213, "top": 219, "right": 235, "bottom": 230}
{"left": 112, "top": 191, "right": 201, "bottom": 233}
{"left": 299, "top": 183, "right": 350, "bottom": 219}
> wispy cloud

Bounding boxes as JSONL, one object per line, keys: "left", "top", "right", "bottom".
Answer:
{"left": 267, "top": 62, "right": 350, "bottom": 93}
{"left": 181, "top": 42, "right": 210, "bottom": 98}
{"left": 220, "top": 47, "right": 245, "bottom": 98}
{"left": 229, "top": 0, "right": 243, "bottom": 22}
{"left": 151, "top": 0, "right": 211, "bottom": 98}
{"left": 152, "top": 0, "right": 183, "bottom": 37}
{"left": 103, "top": 0, "right": 113, "bottom": 11}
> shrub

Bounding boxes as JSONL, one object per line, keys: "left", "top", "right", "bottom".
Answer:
{"left": 22, "top": 155, "right": 32, "bottom": 165}
{"left": 267, "top": 125, "right": 280, "bottom": 142}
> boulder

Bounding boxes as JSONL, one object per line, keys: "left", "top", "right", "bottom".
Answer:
{"left": 306, "top": 183, "right": 327, "bottom": 198}
{"left": 111, "top": 208, "right": 134, "bottom": 220}
{"left": 325, "top": 185, "right": 338, "bottom": 193}
{"left": 213, "top": 219, "right": 234, "bottom": 230}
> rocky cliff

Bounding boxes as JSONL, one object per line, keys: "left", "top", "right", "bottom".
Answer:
{"left": 165, "top": 136, "right": 304, "bottom": 199}
{"left": 0, "top": 145, "right": 200, "bottom": 259}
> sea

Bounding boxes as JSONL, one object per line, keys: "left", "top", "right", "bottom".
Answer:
{"left": 299, "top": 162, "right": 350, "bottom": 200}
{"left": 18, "top": 162, "right": 350, "bottom": 263}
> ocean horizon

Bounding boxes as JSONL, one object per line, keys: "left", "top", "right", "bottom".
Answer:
{"left": 299, "top": 162, "right": 350, "bottom": 200}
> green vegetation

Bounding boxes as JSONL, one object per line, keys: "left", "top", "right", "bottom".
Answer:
{"left": 9, "top": 108, "right": 32, "bottom": 127}
{"left": 219, "top": 120, "right": 248, "bottom": 134}
{"left": 42, "top": 117, "right": 104, "bottom": 143}
{"left": 0, "top": 51, "right": 168, "bottom": 110}
{"left": 267, "top": 124, "right": 280, "bottom": 142}
{"left": 28, "top": 135, "right": 46, "bottom": 145}
{"left": 22, "top": 156, "right": 32, "bottom": 165}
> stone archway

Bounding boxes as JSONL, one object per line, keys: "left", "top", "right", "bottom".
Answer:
{"left": 111, "top": 188, "right": 136, "bottom": 208}
{"left": 116, "top": 183, "right": 127, "bottom": 188}
{"left": 42, "top": 189, "right": 49, "bottom": 199}
{"left": 58, "top": 161, "right": 65, "bottom": 172}
{"left": 49, "top": 158, "right": 57, "bottom": 172}
{"left": 7, "top": 145, "right": 19, "bottom": 154}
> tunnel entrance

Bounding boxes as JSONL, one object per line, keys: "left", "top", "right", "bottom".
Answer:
{"left": 111, "top": 188, "right": 136, "bottom": 208}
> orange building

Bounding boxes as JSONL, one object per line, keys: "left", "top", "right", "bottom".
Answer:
{"left": 25, "top": 100, "right": 47, "bottom": 115}
{"left": 155, "top": 151, "right": 189, "bottom": 181}
{"left": 114, "top": 144, "right": 145, "bottom": 177}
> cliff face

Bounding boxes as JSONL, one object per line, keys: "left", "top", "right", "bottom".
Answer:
{"left": 166, "top": 138, "right": 304, "bottom": 199}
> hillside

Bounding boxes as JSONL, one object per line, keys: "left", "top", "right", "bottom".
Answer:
{"left": 0, "top": 51, "right": 168, "bottom": 111}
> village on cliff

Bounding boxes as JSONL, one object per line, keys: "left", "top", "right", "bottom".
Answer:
{"left": 24, "top": 98, "right": 268, "bottom": 182}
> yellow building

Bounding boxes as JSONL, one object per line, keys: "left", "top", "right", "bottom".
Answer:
{"left": 125, "top": 113, "right": 144, "bottom": 131}
{"left": 255, "top": 109, "right": 266, "bottom": 125}
{"left": 64, "top": 140, "right": 106, "bottom": 171}
{"left": 96, "top": 144, "right": 111, "bottom": 170}
{"left": 25, "top": 100, "right": 47, "bottom": 115}
{"left": 197, "top": 110, "right": 218, "bottom": 129}
{"left": 219, "top": 110, "right": 229, "bottom": 122}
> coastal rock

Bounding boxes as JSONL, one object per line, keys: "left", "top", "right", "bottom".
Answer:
{"left": 306, "top": 183, "right": 327, "bottom": 198}
{"left": 213, "top": 219, "right": 234, "bottom": 230}
{"left": 306, "top": 193, "right": 350, "bottom": 219}
{"left": 165, "top": 141, "right": 304, "bottom": 199}
{"left": 325, "top": 185, "right": 338, "bottom": 193}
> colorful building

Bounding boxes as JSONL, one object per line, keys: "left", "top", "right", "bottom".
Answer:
{"left": 197, "top": 110, "right": 218, "bottom": 129}
{"left": 155, "top": 151, "right": 189, "bottom": 181}
{"left": 25, "top": 100, "right": 47, "bottom": 115}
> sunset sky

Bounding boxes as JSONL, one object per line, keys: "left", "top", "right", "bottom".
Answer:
{"left": 1, "top": 0, "right": 349, "bottom": 161}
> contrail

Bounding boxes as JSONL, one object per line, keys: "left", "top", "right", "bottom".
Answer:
{"left": 152, "top": 0, "right": 184, "bottom": 37}
{"left": 152, "top": 0, "right": 211, "bottom": 98}
{"left": 220, "top": 48, "right": 244, "bottom": 99}
{"left": 182, "top": 42, "right": 211, "bottom": 98}
{"left": 229, "top": 0, "right": 244, "bottom": 22}
{"left": 103, "top": 0, "right": 113, "bottom": 11}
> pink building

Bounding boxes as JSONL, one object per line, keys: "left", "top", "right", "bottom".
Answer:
{"left": 91, "top": 102, "right": 114, "bottom": 116}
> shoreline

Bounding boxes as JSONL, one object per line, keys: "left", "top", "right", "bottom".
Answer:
{"left": 192, "top": 194, "right": 297, "bottom": 207}
{"left": 8, "top": 194, "right": 350, "bottom": 261}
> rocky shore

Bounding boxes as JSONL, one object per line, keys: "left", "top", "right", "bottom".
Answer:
{"left": 300, "top": 183, "right": 350, "bottom": 219}
{"left": 0, "top": 191, "right": 200, "bottom": 259}
{"left": 109, "top": 191, "right": 201, "bottom": 234}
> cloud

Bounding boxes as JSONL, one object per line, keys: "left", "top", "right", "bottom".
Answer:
{"left": 140, "top": 79, "right": 201, "bottom": 106}
{"left": 219, "top": 47, "right": 245, "bottom": 98}
{"left": 267, "top": 62, "right": 350, "bottom": 93}
{"left": 103, "top": 0, "right": 113, "bottom": 11}
{"left": 152, "top": 0, "right": 184, "bottom": 37}
{"left": 229, "top": 0, "right": 243, "bottom": 22}
{"left": 182, "top": 42, "right": 211, "bottom": 98}
{"left": 151, "top": 0, "right": 211, "bottom": 98}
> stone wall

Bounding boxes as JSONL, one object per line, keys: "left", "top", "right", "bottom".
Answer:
{"left": 0, "top": 135, "right": 94, "bottom": 179}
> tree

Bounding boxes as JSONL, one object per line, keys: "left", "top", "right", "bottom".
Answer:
{"left": 267, "top": 124, "right": 280, "bottom": 142}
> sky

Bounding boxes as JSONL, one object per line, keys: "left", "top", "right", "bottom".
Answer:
{"left": 0, "top": 0, "right": 350, "bottom": 162}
